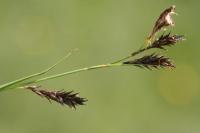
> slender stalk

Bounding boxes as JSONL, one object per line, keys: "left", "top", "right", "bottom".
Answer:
{"left": 32, "top": 46, "right": 152, "bottom": 85}
{"left": 112, "top": 47, "right": 151, "bottom": 64}
{"left": 28, "top": 63, "right": 123, "bottom": 84}
{"left": 0, "top": 51, "right": 73, "bottom": 91}
{"left": 111, "top": 55, "right": 133, "bottom": 64}
{"left": 131, "top": 47, "right": 150, "bottom": 56}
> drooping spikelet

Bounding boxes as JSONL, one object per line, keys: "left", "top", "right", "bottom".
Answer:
{"left": 27, "top": 86, "right": 87, "bottom": 109}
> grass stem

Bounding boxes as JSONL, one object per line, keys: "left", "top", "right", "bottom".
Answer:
{"left": 32, "top": 63, "right": 123, "bottom": 84}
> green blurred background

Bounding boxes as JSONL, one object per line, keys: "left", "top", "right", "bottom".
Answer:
{"left": 0, "top": 0, "right": 200, "bottom": 133}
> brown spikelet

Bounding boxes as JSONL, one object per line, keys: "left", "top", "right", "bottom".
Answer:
{"left": 26, "top": 86, "right": 87, "bottom": 109}
{"left": 150, "top": 33, "right": 185, "bottom": 49}
{"left": 123, "top": 54, "right": 175, "bottom": 70}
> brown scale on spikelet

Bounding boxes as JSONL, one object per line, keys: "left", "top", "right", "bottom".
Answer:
{"left": 26, "top": 86, "right": 87, "bottom": 109}
{"left": 147, "top": 5, "right": 177, "bottom": 44}
{"left": 123, "top": 54, "right": 175, "bottom": 70}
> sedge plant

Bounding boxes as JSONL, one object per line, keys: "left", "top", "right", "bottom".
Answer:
{"left": 0, "top": 5, "right": 185, "bottom": 109}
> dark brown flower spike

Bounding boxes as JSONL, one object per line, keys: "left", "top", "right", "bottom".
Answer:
{"left": 148, "top": 5, "right": 176, "bottom": 41}
{"left": 26, "top": 86, "right": 87, "bottom": 109}
{"left": 130, "top": 33, "right": 184, "bottom": 57}
{"left": 150, "top": 33, "right": 185, "bottom": 49}
{"left": 123, "top": 54, "right": 175, "bottom": 70}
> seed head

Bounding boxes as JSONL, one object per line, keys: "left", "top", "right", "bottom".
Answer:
{"left": 150, "top": 33, "right": 185, "bottom": 49}
{"left": 123, "top": 54, "right": 175, "bottom": 69}
{"left": 27, "top": 86, "right": 87, "bottom": 109}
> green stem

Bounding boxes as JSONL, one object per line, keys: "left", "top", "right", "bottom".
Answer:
{"left": 111, "top": 55, "right": 133, "bottom": 64}
{"left": 0, "top": 52, "right": 73, "bottom": 91}
{"left": 0, "top": 45, "right": 152, "bottom": 92}
{"left": 111, "top": 47, "right": 150, "bottom": 64}
{"left": 131, "top": 47, "right": 149, "bottom": 56}
{"left": 29, "top": 63, "right": 123, "bottom": 84}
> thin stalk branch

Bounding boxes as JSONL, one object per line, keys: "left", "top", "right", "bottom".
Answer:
{"left": 0, "top": 51, "right": 73, "bottom": 91}
{"left": 111, "top": 47, "right": 151, "bottom": 64}
{"left": 111, "top": 55, "right": 132, "bottom": 64}
{"left": 29, "top": 63, "right": 123, "bottom": 84}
